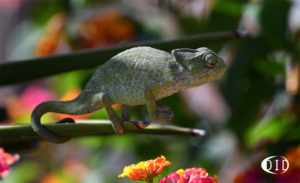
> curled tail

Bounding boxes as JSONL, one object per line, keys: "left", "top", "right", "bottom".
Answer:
{"left": 31, "top": 98, "right": 89, "bottom": 143}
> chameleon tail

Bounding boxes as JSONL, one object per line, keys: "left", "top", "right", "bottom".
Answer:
{"left": 31, "top": 99, "right": 89, "bottom": 143}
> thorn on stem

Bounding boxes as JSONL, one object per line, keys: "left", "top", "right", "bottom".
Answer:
{"left": 190, "top": 129, "right": 206, "bottom": 136}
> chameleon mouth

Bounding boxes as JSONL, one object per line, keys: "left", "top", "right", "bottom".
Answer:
{"left": 180, "top": 61, "right": 227, "bottom": 89}
{"left": 197, "top": 63, "right": 226, "bottom": 79}
{"left": 188, "top": 64, "right": 227, "bottom": 84}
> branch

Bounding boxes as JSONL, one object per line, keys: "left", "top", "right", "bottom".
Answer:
{"left": 0, "top": 30, "right": 247, "bottom": 86}
{"left": 0, "top": 120, "right": 205, "bottom": 144}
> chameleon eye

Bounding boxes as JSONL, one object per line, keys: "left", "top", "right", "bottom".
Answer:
{"left": 202, "top": 52, "right": 217, "bottom": 68}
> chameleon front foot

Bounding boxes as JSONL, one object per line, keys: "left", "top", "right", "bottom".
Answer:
{"left": 156, "top": 101, "right": 171, "bottom": 111}
{"left": 98, "top": 94, "right": 130, "bottom": 135}
{"left": 145, "top": 90, "right": 174, "bottom": 121}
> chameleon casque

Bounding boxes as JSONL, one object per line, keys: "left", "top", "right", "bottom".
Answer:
{"left": 31, "top": 46, "right": 227, "bottom": 143}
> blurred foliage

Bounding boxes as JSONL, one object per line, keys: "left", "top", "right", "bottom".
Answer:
{"left": 0, "top": 0, "right": 299, "bottom": 183}
{"left": 30, "top": 0, "right": 70, "bottom": 25}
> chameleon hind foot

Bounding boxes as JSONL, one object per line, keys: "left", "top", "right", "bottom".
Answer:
{"left": 99, "top": 93, "right": 126, "bottom": 135}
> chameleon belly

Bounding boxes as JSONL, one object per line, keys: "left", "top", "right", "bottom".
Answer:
{"left": 84, "top": 47, "right": 181, "bottom": 106}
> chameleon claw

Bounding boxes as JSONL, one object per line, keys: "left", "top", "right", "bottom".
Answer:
{"left": 112, "top": 123, "right": 126, "bottom": 135}
{"left": 116, "top": 129, "right": 126, "bottom": 135}
{"left": 128, "top": 121, "right": 150, "bottom": 129}
{"left": 113, "top": 121, "right": 150, "bottom": 135}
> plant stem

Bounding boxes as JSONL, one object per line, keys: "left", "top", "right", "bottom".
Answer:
{"left": 0, "top": 120, "right": 205, "bottom": 144}
{"left": 145, "top": 178, "right": 154, "bottom": 183}
{"left": 0, "top": 30, "right": 247, "bottom": 86}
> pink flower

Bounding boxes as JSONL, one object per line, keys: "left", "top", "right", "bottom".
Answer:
{"left": 159, "top": 168, "right": 217, "bottom": 183}
{"left": 233, "top": 168, "right": 266, "bottom": 183}
{"left": 160, "top": 172, "right": 182, "bottom": 183}
{"left": 276, "top": 146, "right": 300, "bottom": 183}
{"left": 0, "top": 148, "right": 19, "bottom": 178}
{"left": 0, "top": 0, "right": 24, "bottom": 10}
{"left": 19, "top": 86, "right": 56, "bottom": 109}
{"left": 6, "top": 86, "right": 56, "bottom": 122}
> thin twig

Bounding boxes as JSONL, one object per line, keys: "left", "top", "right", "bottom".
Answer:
{"left": 0, "top": 120, "right": 205, "bottom": 144}
{"left": 0, "top": 30, "right": 247, "bottom": 86}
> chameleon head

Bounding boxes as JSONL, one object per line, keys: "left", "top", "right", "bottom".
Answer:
{"left": 172, "top": 47, "right": 227, "bottom": 86}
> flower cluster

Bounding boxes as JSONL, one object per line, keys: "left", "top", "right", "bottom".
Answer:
{"left": 79, "top": 10, "right": 134, "bottom": 48}
{"left": 35, "top": 9, "right": 135, "bottom": 56}
{"left": 276, "top": 146, "right": 300, "bottom": 183}
{"left": 0, "top": 148, "right": 19, "bottom": 178}
{"left": 35, "top": 13, "right": 67, "bottom": 57}
{"left": 159, "top": 168, "right": 217, "bottom": 183}
{"left": 119, "top": 156, "right": 171, "bottom": 182}
{"left": 119, "top": 156, "right": 217, "bottom": 183}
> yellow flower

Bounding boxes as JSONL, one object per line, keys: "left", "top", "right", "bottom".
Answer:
{"left": 119, "top": 156, "right": 171, "bottom": 181}
{"left": 176, "top": 169, "right": 185, "bottom": 175}
{"left": 176, "top": 169, "right": 185, "bottom": 183}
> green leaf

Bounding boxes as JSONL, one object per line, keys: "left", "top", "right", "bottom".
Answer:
{"left": 3, "top": 161, "right": 40, "bottom": 183}
{"left": 245, "top": 117, "right": 291, "bottom": 148}
{"left": 253, "top": 58, "right": 285, "bottom": 77}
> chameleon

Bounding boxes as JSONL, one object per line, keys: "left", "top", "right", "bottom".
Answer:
{"left": 31, "top": 46, "right": 227, "bottom": 143}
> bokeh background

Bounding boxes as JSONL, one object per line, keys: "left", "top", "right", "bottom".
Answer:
{"left": 0, "top": 0, "right": 299, "bottom": 183}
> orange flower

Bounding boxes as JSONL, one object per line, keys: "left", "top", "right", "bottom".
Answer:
{"left": 285, "top": 145, "right": 300, "bottom": 169}
{"left": 40, "top": 174, "right": 63, "bottom": 183}
{"left": 276, "top": 145, "right": 300, "bottom": 183}
{"left": 35, "top": 34, "right": 61, "bottom": 57}
{"left": 119, "top": 156, "right": 171, "bottom": 182}
{"left": 79, "top": 10, "right": 134, "bottom": 48}
{"left": 35, "top": 13, "right": 67, "bottom": 57}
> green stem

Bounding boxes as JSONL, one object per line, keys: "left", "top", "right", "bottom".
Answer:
{"left": 0, "top": 120, "right": 205, "bottom": 144}
{"left": 0, "top": 30, "right": 247, "bottom": 86}
{"left": 145, "top": 178, "right": 153, "bottom": 183}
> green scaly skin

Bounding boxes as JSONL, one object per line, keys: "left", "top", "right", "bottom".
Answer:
{"left": 31, "top": 46, "right": 227, "bottom": 143}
